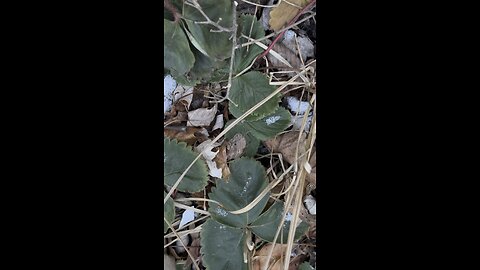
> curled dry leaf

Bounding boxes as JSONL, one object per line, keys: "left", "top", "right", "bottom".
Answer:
{"left": 265, "top": 131, "right": 316, "bottom": 185}
{"left": 269, "top": 0, "right": 309, "bottom": 31}
{"left": 226, "top": 133, "right": 247, "bottom": 160}
{"left": 195, "top": 139, "right": 223, "bottom": 178}
{"left": 267, "top": 42, "right": 302, "bottom": 69}
{"left": 165, "top": 110, "right": 189, "bottom": 125}
{"left": 164, "top": 126, "right": 207, "bottom": 145}
{"left": 214, "top": 143, "right": 231, "bottom": 179}
{"left": 253, "top": 243, "right": 288, "bottom": 270}
{"left": 265, "top": 131, "right": 307, "bottom": 165}
{"left": 177, "top": 84, "right": 194, "bottom": 109}
{"left": 187, "top": 104, "right": 217, "bottom": 127}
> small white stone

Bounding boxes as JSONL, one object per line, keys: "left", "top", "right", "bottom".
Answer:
{"left": 304, "top": 195, "right": 316, "bottom": 215}
{"left": 286, "top": 96, "right": 311, "bottom": 114}
{"left": 164, "top": 75, "right": 177, "bottom": 117}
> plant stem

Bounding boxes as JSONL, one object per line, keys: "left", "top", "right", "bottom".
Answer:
{"left": 164, "top": 0, "right": 181, "bottom": 23}
{"left": 184, "top": 0, "right": 235, "bottom": 33}
{"left": 210, "top": 1, "right": 238, "bottom": 104}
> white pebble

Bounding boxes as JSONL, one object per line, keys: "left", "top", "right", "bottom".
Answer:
{"left": 304, "top": 195, "right": 316, "bottom": 215}
{"left": 164, "top": 75, "right": 177, "bottom": 117}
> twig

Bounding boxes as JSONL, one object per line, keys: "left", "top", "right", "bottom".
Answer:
{"left": 164, "top": 217, "right": 201, "bottom": 270}
{"left": 209, "top": 1, "right": 238, "bottom": 104}
{"left": 164, "top": 0, "right": 181, "bottom": 23}
{"left": 240, "top": 0, "right": 281, "bottom": 8}
{"left": 184, "top": 0, "right": 235, "bottom": 33}
{"left": 234, "top": 13, "right": 316, "bottom": 49}
{"left": 257, "top": 0, "right": 316, "bottom": 60}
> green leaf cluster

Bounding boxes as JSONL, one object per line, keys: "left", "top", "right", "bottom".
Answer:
{"left": 201, "top": 158, "right": 307, "bottom": 270}
{"left": 163, "top": 138, "right": 209, "bottom": 233}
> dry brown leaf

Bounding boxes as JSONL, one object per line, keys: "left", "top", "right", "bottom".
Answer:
{"left": 177, "top": 85, "right": 194, "bottom": 109}
{"left": 165, "top": 110, "right": 188, "bottom": 126}
{"left": 267, "top": 42, "right": 302, "bottom": 68}
{"left": 265, "top": 131, "right": 316, "bottom": 185}
{"left": 215, "top": 144, "right": 231, "bottom": 179}
{"left": 269, "top": 0, "right": 309, "bottom": 31}
{"left": 253, "top": 244, "right": 288, "bottom": 270}
{"left": 226, "top": 133, "right": 247, "bottom": 160}
{"left": 164, "top": 126, "right": 206, "bottom": 145}
{"left": 187, "top": 104, "right": 217, "bottom": 127}
{"left": 265, "top": 131, "right": 307, "bottom": 165}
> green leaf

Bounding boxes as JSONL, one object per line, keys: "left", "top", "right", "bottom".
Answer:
{"left": 233, "top": 15, "right": 266, "bottom": 74}
{"left": 225, "top": 120, "right": 260, "bottom": 157}
{"left": 164, "top": 0, "right": 183, "bottom": 21}
{"left": 208, "top": 158, "right": 269, "bottom": 228}
{"left": 170, "top": 68, "right": 199, "bottom": 87}
{"left": 175, "top": 262, "right": 186, "bottom": 270}
{"left": 182, "top": 0, "right": 233, "bottom": 61}
{"left": 183, "top": 21, "right": 232, "bottom": 61}
{"left": 200, "top": 219, "right": 248, "bottom": 270}
{"left": 243, "top": 107, "right": 291, "bottom": 141}
{"left": 164, "top": 191, "right": 175, "bottom": 233}
{"left": 164, "top": 20, "right": 195, "bottom": 76}
{"left": 228, "top": 71, "right": 280, "bottom": 121}
{"left": 299, "top": 262, "right": 315, "bottom": 270}
{"left": 164, "top": 9, "right": 174, "bottom": 22}
{"left": 249, "top": 201, "right": 308, "bottom": 243}
{"left": 164, "top": 138, "right": 208, "bottom": 192}
{"left": 188, "top": 46, "right": 225, "bottom": 83}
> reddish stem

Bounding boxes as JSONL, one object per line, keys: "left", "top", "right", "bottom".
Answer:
{"left": 164, "top": 0, "right": 181, "bottom": 23}
{"left": 257, "top": 0, "right": 316, "bottom": 60}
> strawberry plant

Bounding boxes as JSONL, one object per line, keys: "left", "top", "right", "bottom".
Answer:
{"left": 164, "top": 0, "right": 317, "bottom": 269}
{"left": 201, "top": 158, "right": 307, "bottom": 269}
{"left": 164, "top": 0, "right": 291, "bottom": 142}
